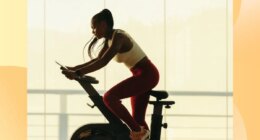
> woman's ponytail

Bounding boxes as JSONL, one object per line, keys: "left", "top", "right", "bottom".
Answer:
{"left": 88, "top": 37, "right": 98, "bottom": 59}
{"left": 88, "top": 9, "right": 113, "bottom": 59}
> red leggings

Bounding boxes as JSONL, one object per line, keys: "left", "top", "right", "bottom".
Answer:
{"left": 103, "top": 59, "right": 159, "bottom": 131}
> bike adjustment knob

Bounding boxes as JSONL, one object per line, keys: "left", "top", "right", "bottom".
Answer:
{"left": 162, "top": 123, "right": 168, "bottom": 129}
{"left": 86, "top": 103, "right": 95, "bottom": 108}
{"left": 165, "top": 104, "right": 171, "bottom": 109}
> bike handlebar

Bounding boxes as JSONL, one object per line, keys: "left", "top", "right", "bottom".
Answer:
{"left": 75, "top": 75, "right": 99, "bottom": 84}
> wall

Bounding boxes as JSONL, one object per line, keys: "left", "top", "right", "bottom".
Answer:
{"left": 0, "top": 0, "right": 27, "bottom": 140}
{"left": 234, "top": 0, "right": 260, "bottom": 140}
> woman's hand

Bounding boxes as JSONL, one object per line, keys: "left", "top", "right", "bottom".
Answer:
{"left": 61, "top": 69, "right": 78, "bottom": 80}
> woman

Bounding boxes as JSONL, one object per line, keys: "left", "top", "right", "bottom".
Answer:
{"left": 62, "top": 9, "right": 159, "bottom": 140}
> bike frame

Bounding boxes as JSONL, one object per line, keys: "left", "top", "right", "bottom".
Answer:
{"left": 73, "top": 75, "right": 175, "bottom": 140}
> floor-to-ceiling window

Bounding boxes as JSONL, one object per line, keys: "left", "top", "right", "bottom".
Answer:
{"left": 28, "top": 0, "right": 233, "bottom": 140}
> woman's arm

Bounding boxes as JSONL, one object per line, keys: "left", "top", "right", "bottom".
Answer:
{"left": 70, "top": 41, "right": 109, "bottom": 71}
{"left": 68, "top": 59, "right": 98, "bottom": 71}
{"left": 77, "top": 33, "right": 124, "bottom": 74}
{"left": 62, "top": 33, "right": 125, "bottom": 79}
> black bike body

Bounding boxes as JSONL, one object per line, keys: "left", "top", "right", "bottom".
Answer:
{"left": 70, "top": 75, "right": 174, "bottom": 140}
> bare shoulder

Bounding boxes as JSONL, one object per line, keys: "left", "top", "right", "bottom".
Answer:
{"left": 113, "top": 30, "right": 133, "bottom": 53}
{"left": 114, "top": 31, "right": 127, "bottom": 41}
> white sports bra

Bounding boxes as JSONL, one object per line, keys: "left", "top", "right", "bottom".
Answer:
{"left": 108, "top": 29, "right": 146, "bottom": 68}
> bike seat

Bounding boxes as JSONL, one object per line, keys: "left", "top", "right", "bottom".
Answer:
{"left": 149, "top": 90, "right": 168, "bottom": 100}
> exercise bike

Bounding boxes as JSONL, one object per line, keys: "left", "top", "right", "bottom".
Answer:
{"left": 70, "top": 75, "right": 175, "bottom": 140}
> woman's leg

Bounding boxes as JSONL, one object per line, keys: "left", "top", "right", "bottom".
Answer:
{"left": 103, "top": 60, "right": 159, "bottom": 132}
{"left": 131, "top": 60, "right": 159, "bottom": 130}
{"left": 131, "top": 92, "right": 150, "bottom": 130}
{"left": 103, "top": 75, "right": 151, "bottom": 131}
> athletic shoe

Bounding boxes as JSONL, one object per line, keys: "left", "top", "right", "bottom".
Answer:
{"left": 130, "top": 126, "right": 150, "bottom": 140}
